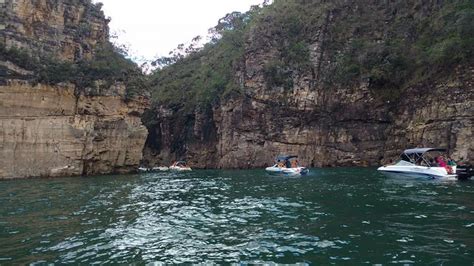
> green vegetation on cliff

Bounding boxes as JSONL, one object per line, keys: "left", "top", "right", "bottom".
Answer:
{"left": 149, "top": 8, "right": 265, "bottom": 112}
{"left": 256, "top": 0, "right": 474, "bottom": 95}
{"left": 149, "top": 0, "right": 473, "bottom": 111}
{"left": 327, "top": 0, "right": 474, "bottom": 91}
{"left": 0, "top": 0, "right": 148, "bottom": 99}
{"left": 0, "top": 42, "right": 147, "bottom": 98}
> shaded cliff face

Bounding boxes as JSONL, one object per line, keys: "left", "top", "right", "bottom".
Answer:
{"left": 144, "top": 0, "right": 473, "bottom": 168}
{"left": 0, "top": 0, "right": 149, "bottom": 178}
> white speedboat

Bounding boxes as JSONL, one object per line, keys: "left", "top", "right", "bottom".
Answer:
{"left": 138, "top": 167, "right": 150, "bottom": 172}
{"left": 377, "top": 148, "right": 468, "bottom": 180}
{"left": 152, "top": 166, "right": 169, "bottom": 171}
{"left": 138, "top": 166, "right": 169, "bottom": 172}
{"left": 169, "top": 161, "right": 192, "bottom": 171}
{"left": 265, "top": 155, "right": 309, "bottom": 176}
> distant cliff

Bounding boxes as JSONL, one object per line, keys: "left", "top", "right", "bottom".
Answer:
{"left": 0, "top": 0, "right": 149, "bottom": 178}
{"left": 143, "top": 0, "right": 473, "bottom": 168}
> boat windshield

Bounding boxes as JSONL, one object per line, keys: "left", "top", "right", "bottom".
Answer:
{"left": 175, "top": 161, "right": 187, "bottom": 167}
{"left": 395, "top": 160, "right": 415, "bottom": 166}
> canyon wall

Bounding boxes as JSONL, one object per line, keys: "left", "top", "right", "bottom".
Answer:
{"left": 144, "top": 66, "right": 473, "bottom": 169}
{"left": 144, "top": 0, "right": 473, "bottom": 168}
{"left": 0, "top": 0, "right": 149, "bottom": 178}
{"left": 0, "top": 81, "right": 148, "bottom": 178}
{"left": 3, "top": 0, "right": 108, "bottom": 61}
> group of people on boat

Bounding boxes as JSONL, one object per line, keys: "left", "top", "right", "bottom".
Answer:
{"left": 421, "top": 156, "right": 456, "bottom": 174}
{"left": 277, "top": 159, "right": 300, "bottom": 168}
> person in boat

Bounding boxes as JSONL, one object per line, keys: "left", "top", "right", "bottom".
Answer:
{"left": 285, "top": 160, "right": 291, "bottom": 168}
{"left": 445, "top": 157, "right": 455, "bottom": 174}
{"left": 436, "top": 156, "right": 453, "bottom": 174}
{"left": 291, "top": 160, "right": 297, "bottom": 168}
{"left": 436, "top": 156, "right": 447, "bottom": 167}
{"left": 415, "top": 156, "right": 424, "bottom": 165}
{"left": 447, "top": 157, "right": 456, "bottom": 167}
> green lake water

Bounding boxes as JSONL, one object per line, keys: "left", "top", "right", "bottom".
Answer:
{"left": 0, "top": 168, "right": 473, "bottom": 264}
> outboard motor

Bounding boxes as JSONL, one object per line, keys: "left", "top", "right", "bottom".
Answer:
{"left": 456, "top": 165, "right": 474, "bottom": 180}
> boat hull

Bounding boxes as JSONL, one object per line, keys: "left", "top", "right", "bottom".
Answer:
{"left": 169, "top": 166, "right": 192, "bottom": 171}
{"left": 153, "top": 167, "right": 169, "bottom": 171}
{"left": 265, "top": 166, "right": 309, "bottom": 176}
{"left": 138, "top": 166, "right": 169, "bottom": 172}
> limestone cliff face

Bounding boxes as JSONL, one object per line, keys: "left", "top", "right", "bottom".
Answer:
{"left": 0, "top": 0, "right": 149, "bottom": 178}
{"left": 3, "top": 0, "right": 108, "bottom": 61}
{"left": 144, "top": 1, "right": 473, "bottom": 168}
{"left": 383, "top": 66, "right": 473, "bottom": 163}
{"left": 145, "top": 65, "right": 472, "bottom": 168}
{"left": 0, "top": 81, "right": 148, "bottom": 178}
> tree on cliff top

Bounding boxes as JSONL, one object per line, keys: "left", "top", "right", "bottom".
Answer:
{"left": 149, "top": 4, "right": 267, "bottom": 111}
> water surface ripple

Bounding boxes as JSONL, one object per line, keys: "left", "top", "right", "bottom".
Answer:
{"left": 0, "top": 169, "right": 473, "bottom": 264}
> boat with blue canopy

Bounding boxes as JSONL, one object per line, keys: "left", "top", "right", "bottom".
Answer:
{"left": 265, "top": 155, "right": 309, "bottom": 176}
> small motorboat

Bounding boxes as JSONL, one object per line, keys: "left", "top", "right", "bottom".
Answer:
{"left": 265, "top": 155, "right": 309, "bottom": 176}
{"left": 169, "top": 161, "right": 192, "bottom": 171}
{"left": 377, "top": 148, "right": 472, "bottom": 180}
{"left": 138, "top": 167, "right": 152, "bottom": 172}
{"left": 138, "top": 166, "right": 168, "bottom": 172}
{"left": 152, "top": 166, "right": 169, "bottom": 171}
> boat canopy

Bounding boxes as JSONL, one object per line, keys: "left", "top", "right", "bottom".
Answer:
{"left": 276, "top": 155, "right": 298, "bottom": 162}
{"left": 403, "top": 148, "right": 446, "bottom": 155}
{"left": 400, "top": 148, "right": 447, "bottom": 166}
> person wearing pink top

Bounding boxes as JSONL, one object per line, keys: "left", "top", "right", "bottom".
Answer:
{"left": 436, "top": 156, "right": 447, "bottom": 167}
{"left": 436, "top": 156, "right": 453, "bottom": 174}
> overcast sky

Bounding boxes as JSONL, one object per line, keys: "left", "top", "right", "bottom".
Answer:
{"left": 95, "top": 0, "right": 263, "bottom": 62}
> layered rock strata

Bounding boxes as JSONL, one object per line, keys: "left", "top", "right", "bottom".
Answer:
{"left": 0, "top": 81, "right": 148, "bottom": 178}
{"left": 0, "top": 0, "right": 149, "bottom": 178}
{"left": 2, "top": 0, "right": 108, "bottom": 61}
{"left": 144, "top": 65, "right": 472, "bottom": 169}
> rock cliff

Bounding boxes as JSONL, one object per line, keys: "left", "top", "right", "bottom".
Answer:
{"left": 0, "top": 81, "right": 148, "bottom": 178}
{"left": 144, "top": 0, "right": 473, "bottom": 168}
{"left": 0, "top": 0, "right": 149, "bottom": 178}
{"left": 3, "top": 0, "right": 108, "bottom": 61}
